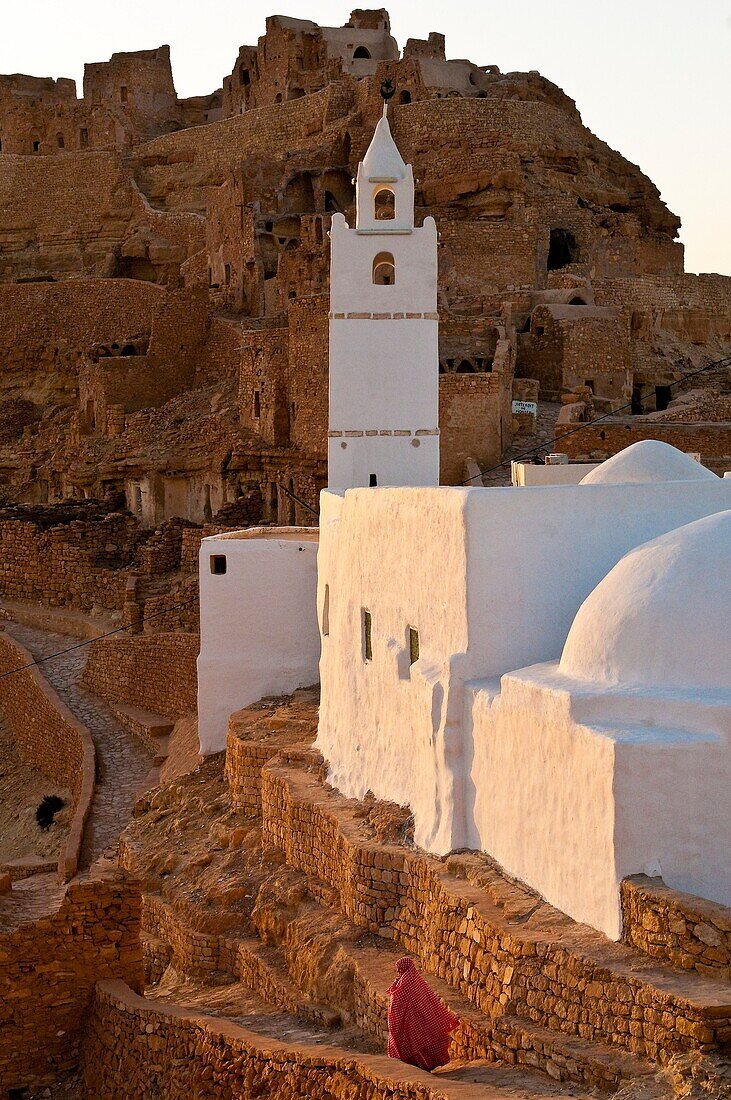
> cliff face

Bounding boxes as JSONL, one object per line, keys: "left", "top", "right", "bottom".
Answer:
{"left": 0, "top": 9, "right": 728, "bottom": 527}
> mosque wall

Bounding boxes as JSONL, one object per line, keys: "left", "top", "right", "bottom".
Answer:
{"left": 316, "top": 474, "right": 731, "bottom": 903}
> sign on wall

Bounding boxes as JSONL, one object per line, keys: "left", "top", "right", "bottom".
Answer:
{"left": 512, "top": 400, "right": 538, "bottom": 415}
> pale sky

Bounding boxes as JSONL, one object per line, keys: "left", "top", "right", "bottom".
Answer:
{"left": 2, "top": 0, "right": 729, "bottom": 275}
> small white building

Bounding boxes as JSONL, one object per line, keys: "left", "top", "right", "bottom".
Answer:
{"left": 316, "top": 442, "right": 731, "bottom": 939}
{"left": 197, "top": 528, "right": 319, "bottom": 754}
{"left": 328, "top": 105, "right": 439, "bottom": 489}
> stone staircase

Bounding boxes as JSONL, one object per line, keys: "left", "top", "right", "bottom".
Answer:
{"left": 106, "top": 690, "right": 731, "bottom": 1100}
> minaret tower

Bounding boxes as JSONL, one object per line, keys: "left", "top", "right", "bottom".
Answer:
{"left": 327, "top": 87, "right": 439, "bottom": 489}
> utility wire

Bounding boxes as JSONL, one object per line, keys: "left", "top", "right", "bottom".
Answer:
{"left": 461, "top": 354, "right": 731, "bottom": 485}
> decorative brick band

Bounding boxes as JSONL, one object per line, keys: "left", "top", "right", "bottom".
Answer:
{"left": 0, "top": 630, "right": 95, "bottom": 882}
{"left": 330, "top": 312, "right": 439, "bottom": 321}
{"left": 328, "top": 429, "right": 439, "bottom": 438}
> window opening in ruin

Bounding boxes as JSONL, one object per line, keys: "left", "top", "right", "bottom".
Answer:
{"left": 547, "top": 228, "right": 578, "bottom": 271}
{"left": 241, "top": 68, "right": 250, "bottom": 86}
{"left": 631, "top": 385, "right": 644, "bottom": 416}
{"left": 224, "top": 263, "right": 231, "bottom": 285}
{"left": 374, "top": 188, "right": 395, "bottom": 221}
{"left": 372, "top": 251, "right": 395, "bottom": 285}
{"left": 409, "top": 627, "right": 420, "bottom": 666}
{"left": 369, "top": 474, "right": 378, "bottom": 486}
{"left": 132, "top": 484, "right": 142, "bottom": 514}
{"left": 569, "top": 296, "right": 586, "bottom": 305}
{"left": 584, "top": 380, "right": 595, "bottom": 393}
{"left": 457, "top": 359, "right": 475, "bottom": 373}
{"left": 353, "top": 46, "right": 372, "bottom": 59}
{"left": 535, "top": 325, "right": 545, "bottom": 336}
{"left": 121, "top": 344, "right": 136, "bottom": 356}
{"left": 275, "top": 93, "right": 283, "bottom": 104}
{"left": 399, "top": 90, "right": 412, "bottom": 104}
{"left": 32, "top": 140, "right": 40, "bottom": 153}
{"left": 322, "top": 584, "right": 330, "bottom": 636}
{"left": 291, "top": 401, "right": 296, "bottom": 423}
{"left": 343, "top": 132, "right": 351, "bottom": 164}
{"left": 655, "top": 385, "right": 672, "bottom": 412}
{"left": 57, "top": 133, "right": 65, "bottom": 148}
{"left": 80, "top": 128, "right": 89, "bottom": 148}
{"left": 363, "top": 610, "right": 373, "bottom": 661}
{"left": 120, "top": 86, "right": 128, "bottom": 103}
{"left": 253, "top": 391, "right": 261, "bottom": 419}
{"left": 210, "top": 554, "right": 227, "bottom": 575}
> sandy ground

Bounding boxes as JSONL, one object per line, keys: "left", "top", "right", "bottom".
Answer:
{"left": 0, "top": 724, "right": 71, "bottom": 864}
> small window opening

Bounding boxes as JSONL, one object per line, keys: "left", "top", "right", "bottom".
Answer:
{"left": 32, "top": 140, "right": 40, "bottom": 153}
{"left": 224, "top": 263, "right": 231, "bottom": 285}
{"left": 534, "top": 325, "right": 545, "bottom": 336}
{"left": 372, "top": 251, "right": 395, "bottom": 285}
{"left": 409, "top": 627, "right": 420, "bottom": 666}
{"left": 321, "top": 584, "right": 330, "bottom": 636}
{"left": 547, "top": 228, "right": 578, "bottom": 271}
{"left": 253, "top": 391, "right": 261, "bottom": 418}
{"left": 210, "top": 554, "right": 227, "bottom": 575}
{"left": 120, "top": 86, "right": 128, "bottom": 103}
{"left": 369, "top": 473, "right": 378, "bottom": 487}
{"left": 56, "top": 133, "right": 65, "bottom": 148}
{"left": 399, "top": 90, "right": 412, "bottom": 104}
{"left": 374, "top": 188, "right": 395, "bottom": 221}
{"left": 80, "top": 128, "right": 89, "bottom": 148}
{"left": 569, "top": 296, "right": 586, "bottom": 306}
{"left": 241, "top": 68, "right": 250, "bottom": 86}
{"left": 584, "top": 380, "right": 595, "bottom": 394}
{"left": 456, "top": 359, "right": 475, "bottom": 373}
{"left": 353, "top": 46, "right": 371, "bottom": 59}
{"left": 363, "top": 610, "right": 372, "bottom": 661}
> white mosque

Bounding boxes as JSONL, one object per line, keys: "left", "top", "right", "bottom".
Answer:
{"left": 197, "top": 105, "right": 731, "bottom": 941}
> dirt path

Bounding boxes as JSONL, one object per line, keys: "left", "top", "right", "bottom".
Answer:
{"left": 4, "top": 623, "right": 152, "bottom": 868}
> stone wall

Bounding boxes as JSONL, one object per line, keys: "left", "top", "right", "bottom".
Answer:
{"left": 439, "top": 373, "right": 504, "bottom": 483}
{"left": 622, "top": 876, "right": 731, "bottom": 978}
{"left": 0, "top": 872, "right": 143, "bottom": 1096}
{"left": 81, "top": 632, "right": 199, "bottom": 718}
{"left": 82, "top": 979, "right": 469, "bottom": 1100}
{"left": 555, "top": 418, "right": 731, "bottom": 474}
{"left": 0, "top": 630, "right": 94, "bottom": 880}
{"left": 259, "top": 758, "right": 731, "bottom": 1064}
{"left": 0, "top": 512, "right": 142, "bottom": 611}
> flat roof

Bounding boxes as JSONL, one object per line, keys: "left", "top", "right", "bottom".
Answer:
{"left": 204, "top": 526, "right": 319, "bottom": 543}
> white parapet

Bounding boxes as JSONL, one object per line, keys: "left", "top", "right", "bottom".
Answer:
{"left": 197, "top": 527, "right": 320, "bottom": 754}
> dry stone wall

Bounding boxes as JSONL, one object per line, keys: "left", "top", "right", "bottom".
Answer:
{"left": 82, "top": 631, "right": 199, "bottom": 718}
{"left": 0, "top": 872, "right": 143, "bottom": 1096}
{"left": 0, "top": 630, "right": 94, "bottom": 880}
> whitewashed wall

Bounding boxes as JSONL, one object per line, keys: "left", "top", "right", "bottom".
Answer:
{"left": 197, "top": 528, "right": 320, "bottom": 754}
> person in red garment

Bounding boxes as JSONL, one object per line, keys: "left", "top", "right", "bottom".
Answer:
{"left": 387, "top": 957, "right": 460, "bottom": 1071}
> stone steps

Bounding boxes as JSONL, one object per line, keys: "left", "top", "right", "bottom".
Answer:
{"left": 257, "top": 754, "right": 731, "bottom": 1064}
{"left": 110, "top": 702, "right": 174, "bottom": 763}
{"left": 83, "top": 979, "right": 602, "bottom": 1099}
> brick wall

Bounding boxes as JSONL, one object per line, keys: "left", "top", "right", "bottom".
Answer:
{"left": 439, "top": 373, "right": 504, "bottom": 484}
{"left": 0, "top": 630, "right": 95, "bottom": 880}
{"left": 555, "top": 418, "right": 731, "bottom": 474}
{"left": 0, "top": 872, "right": 143, "bottom": 1096}
{"left": 81, "top": 632, "right": 199, "bottom": 718}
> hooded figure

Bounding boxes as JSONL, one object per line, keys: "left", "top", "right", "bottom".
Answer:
{"left": 387, "top": 957, "right": 460, "bottom": 1071}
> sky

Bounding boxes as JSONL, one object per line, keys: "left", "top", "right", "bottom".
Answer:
{"left": 2, "top": 0, "right": 729, "bottom": 275}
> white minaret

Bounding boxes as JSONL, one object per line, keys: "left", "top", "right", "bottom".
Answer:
{"left": 327, "top": 102, "right": 439, "bottom": 489}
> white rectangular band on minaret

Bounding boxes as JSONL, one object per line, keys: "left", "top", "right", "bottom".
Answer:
{"left": 327, "top": 105, "right": 440, "bottom": 490}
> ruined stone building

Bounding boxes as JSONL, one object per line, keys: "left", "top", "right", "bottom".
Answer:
{"left": 0, "top": 7, "right": 730, "bottom": 534}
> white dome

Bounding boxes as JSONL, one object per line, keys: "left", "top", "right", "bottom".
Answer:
{"left": 580, "top": 440, "right": 718, "bottom": 485}
{"left": 560, "top": 510, "right": 731, "bottom": 693}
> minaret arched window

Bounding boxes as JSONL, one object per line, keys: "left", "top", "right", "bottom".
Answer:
{"left": 374, "top": 188, "right": 395, "bottom": 221}
{"left": 372, "top": 252, "right": 395, "bottom": 285}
